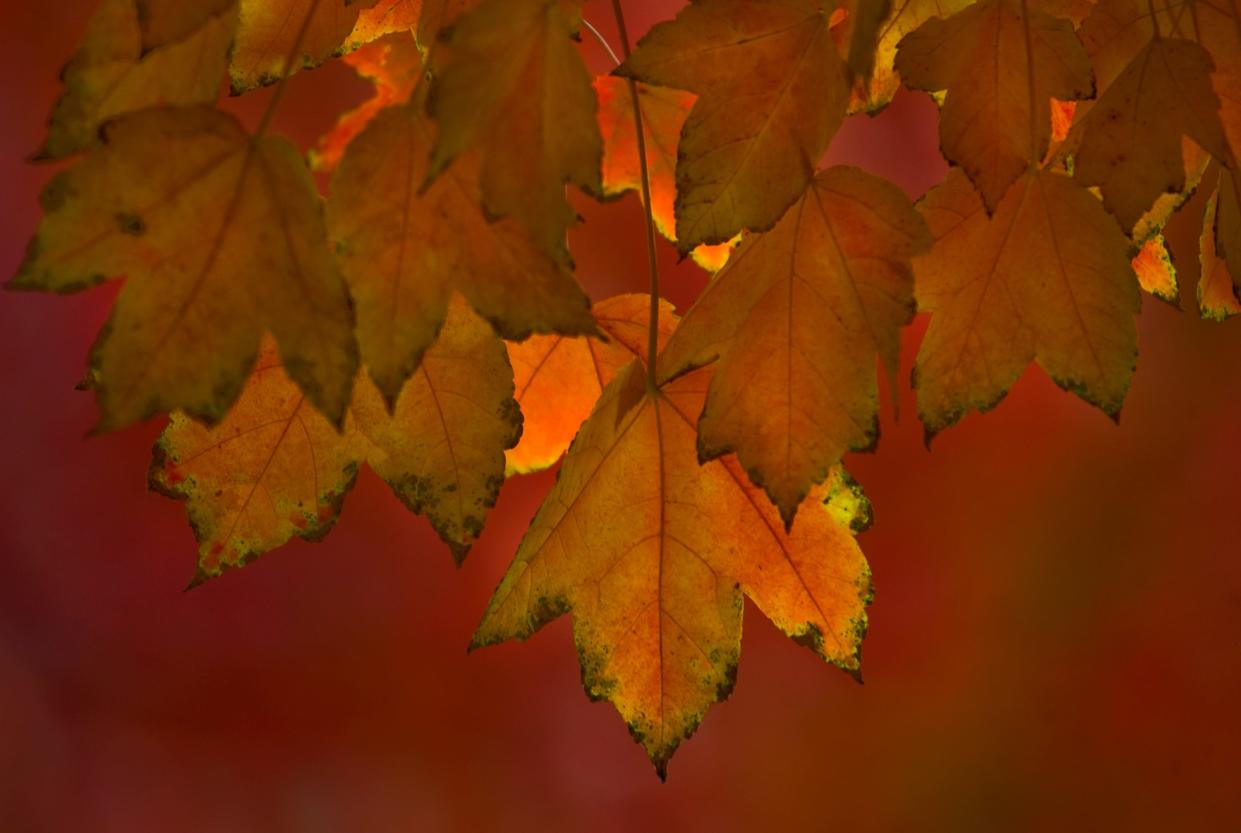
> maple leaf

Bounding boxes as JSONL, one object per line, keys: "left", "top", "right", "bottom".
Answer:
{"left": 312, "top": 32, "right": 424, "bottom": 172}
{"left": 36, "top": 0, "right": 235, "bottom": 159}
{"left": 616, "top": 0, "right": 849, "bottom": 253}
{"left": 1072, "top": 36, "right": 1229, "bottom": 234}
{"left": 913, "top": 168, "right": 1140, "bottom": 435}
{"left": 895, "top": 0, "right": 1095, "bottom": 211}
{"left": 473, "top": 360, "right": 872, "bottom": 777}
{"left": 657, "top": 166, "right": 929, "bottom": 527}
{"left": 230, "top": 0, "right": 381, "bottom": 93}
{"left": 425, "top": 0, "right": 602, "bottom": 264}
{"left": 1063, "top": 0, "right": 1230, "bottom": 236}
{"left": 594, "top": 76, "right": 735, "bottom": 272}
{"left": 328, "top": 86, "right": 596, "bottom": 407}
{"left": 506, "top": 294, "right": 678, "bottom": 475}
{"left": 846, "top": 0, "right": 974, "bottom": 114}
{"left": 151, "top": 298, "right": 521, "bottom": 580}
{"left": 12, "top": 106, "right": 358, "bottom": 430}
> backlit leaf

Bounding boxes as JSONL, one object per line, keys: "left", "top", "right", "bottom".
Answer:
{"left": 230, "top": 0, "right": 380, "bottom": 93}
{"left": 329, "top": 90, "right": 595, "bottom": 408}
{"left": 1199, "top": 171, "right": 1241, "bottom": 320}
{"left": 506, "top": 294, "right": 677, "bottom": 475}
{"left": 14, "top": 106, "right": 358, "bottom": 430}
{"left": 1073, "top": 37, "right": 1229, "bottom": 233}
{"left": 1132, "top": 235, "right": 1177, "bottom": 304}
{"left": 848, "top": 0, "right": 974, "bottom": 114}
{"left": 312, "top": 31, "right": 424, "bottom": 172}
{"left": 913, "top": 168, "right": 1139, "bottom": 435}
{"left": 426, "top": 0, "right": 602, "bottom": 263}
{"left": 616, "top": 0, "right": 849, "bottom": 252}
{"left": 896, "top": 0, "right": 1094, "bottom": 211}
{"left": 658, "top": 166, "right": 929, "bottom": 527}
{"left": 37, "top": 0, "right": 235, "bottom": 159}
{"left": 594, "top": 76, "right": 735, "bottom": 271}
{"left": 474, "top": 361, "right": 871, "bottom": 777}
{"left": 150, "top": 298, "right": 520, "bottom": 580}
{"left": 348, "top": 0, "right": 424, "bottom": 44}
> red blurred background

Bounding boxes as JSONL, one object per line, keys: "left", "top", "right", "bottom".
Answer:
{"left": 3, "top": 2, "right": 1241, "bottom": 831}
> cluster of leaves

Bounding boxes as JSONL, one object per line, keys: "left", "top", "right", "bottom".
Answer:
{"left": 10, "top": 0, "right": 1240, "bottom": 776}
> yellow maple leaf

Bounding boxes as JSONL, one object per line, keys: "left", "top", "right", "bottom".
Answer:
{"left": 426, "top": 0, "right": 602, "bottom": 264}
{"left": 14, "top": 106, "right": 358, "bottom": 430}
{"left": 151, "top": 298, "right": 521, "bottom": 580}
{"left": 474, "top": 361, "right": 871, "bottom": 778}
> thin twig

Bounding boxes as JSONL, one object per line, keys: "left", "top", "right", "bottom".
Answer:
{"left": 609, "top": 0, "right": 662, "bottom": 393}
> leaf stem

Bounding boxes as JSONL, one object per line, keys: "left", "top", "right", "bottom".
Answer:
{"left": 610, "top": 0, "right": 662, "bottom": 393}
{"left": 255, "top": 0, "right": 325, "bottom": 138}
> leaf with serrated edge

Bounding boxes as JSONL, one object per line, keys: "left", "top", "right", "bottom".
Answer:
{"left": 347, "top": 0, "right": 424, "bottom": 45}
{"left": 230, "top": 0, "right": 380, "bottom": 93}
{"left": 1132, "top": 235, "right": 1178, "bottom": 304}
{"left": 426, "top": 0, "right": 602, "bottom": 264}
{"left": 507, "top": 294, "right": 678, "bottom": 475}
{"left": 1200, "top": 174, "right": 1241, "bottom": 321}
{"left": 896, "top": 0, "right": 1094, "bottom": 211}
{"left": 848, "top": 0, "right": 974, "bottom": 114}
{"left": 36, "top": 0, "right": 235, "bottom": 159}
{"left": 151, "top": 298, "right": 520, "bottom": 581}
{"left": 616, "top": 0, "right": 848, "bottom": 252}
{"left": 13, "top": 106, "right": 357, "bottom": 430}
{"left": 474, "top": 361, "right": 871, "bottom": 778}
{"left": 913, "top": 168, "right": 1139, "bottom": 436}
{"left": 658, "top": 167, "right": 929, "bottom": 527}
{"left": 329, "top": 89, "right": 596, "bottom": 408}
{"left": 1073, "top": 37, "right": 1229, "bottom": 234}
{"left": 595, "top": 76, "right": 736, "bottom": 271}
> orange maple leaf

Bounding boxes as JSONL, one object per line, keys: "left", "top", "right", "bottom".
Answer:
{"left": 14, "top": 106, "right": 358, "bottom": 430}
{"left": 913, "top": 169, "right": 1140, "bottom": 435}
{"left": 230, "top": 0, "right": 381, "bottom": 93}
{"left": 474, "top": 358, "right": 872, "bottom": 778}
{"left": 616, "top": 0, "right": 849, "bottom": 252}
{"left": 896, "top": 0, "right": 1095, "bottom": 211}
{"left": 658, "top": 166, "right": 930, "bottom": 527}
{"left": 36, "top": 0, "right": 234, "bottom": 159}
{"left": 328, "top": 85, "right": 596, "bottom": 407}
{"left": 506, "top": 294, "right": 678, "bottom": 475}
{"left": 426, "top": 0, "right": 602, "bottom": 264}
{"left": 151, "top": 298, "right": 521, "bottom": 580}
{"left": 594, "top": 76, "right": 736, "bottom": 272}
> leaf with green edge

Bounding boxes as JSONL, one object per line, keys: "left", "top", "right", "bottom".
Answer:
{"left": 657, "top": 166, "right": 929, "bottom": 528}
{"left": 912, "top": 168, "right": 1139, "bottom": 436}
{"left": 151, "top": 297, "right": 521, "bottom": 581}
{"left": 13, "top": 106, "right": 358, "bottom": 431}
{"left": 329, "top": 88, "right": 596, "bottom": 409}
{"left": 895, "top": 0, "right": 1094, "bottom": 211}
{"left": 474, "top": 359, "right": 872, "bottom": 779}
